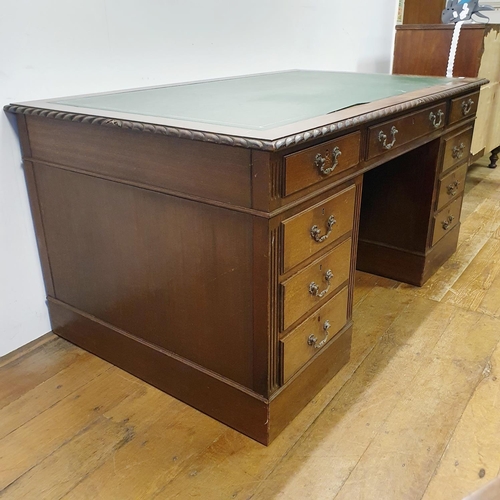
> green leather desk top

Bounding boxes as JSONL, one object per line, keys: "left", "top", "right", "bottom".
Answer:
{"left": 54, "top": 70, "right": 453, "bottom": 131}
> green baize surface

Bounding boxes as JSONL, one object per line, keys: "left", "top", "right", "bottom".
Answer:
{"left": 56, "top": 71, "right": 454, "bottom": 131}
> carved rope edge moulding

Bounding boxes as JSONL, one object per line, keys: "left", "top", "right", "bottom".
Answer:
{"left": 4, "top": 80, "right": 485, "bottom": 152}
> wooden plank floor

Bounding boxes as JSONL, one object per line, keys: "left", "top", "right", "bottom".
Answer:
{"left": 1, "top": 158, "right": 499, "bottom": 500}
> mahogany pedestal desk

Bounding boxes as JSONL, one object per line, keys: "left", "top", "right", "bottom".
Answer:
{"left": 5, "top": 71, "right": 487, "bottom": 445}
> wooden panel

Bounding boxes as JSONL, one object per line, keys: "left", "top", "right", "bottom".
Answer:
{"left": 281, "top": 238, "right": 351, "bottom": 331}
{"left": 284, "top": 132, "right": 361, "bottom": 196}
{"left": 367, "top": 103, "right": 447, "bottom": 160}
{"left": 432, "top": 196, "right": 463, "bottom": 246}
{"left": 436, "top": 163, "right": 467, "bottom": 211}
{"left": 357, "top": 224, "right": 460, "bottom": 286}
{"left": 25, "top": 115, "right": 252, "bottom": 209}
{"left": 34, "top": 163, "right": 256, "bottom": 389}
{"left": 402, "top": 1, "right": 447, "bottom": 25}
{"left": 269, "top": 323, "right": 352, "bottom": 442}
{"left": 393, "top": 25, "right": 485, "bottom": 78}
{"left": 359, "top": 139, "right": 440, "bottom": 254}
{"left": 441, "top": 127, "right": 473, "bottom": 174}
{"left": 282, "top": 184, "right": 356, "bottom": 273}
{"left": 449, "top": 92, "right": 480, "bottom": 126}
{"left": 280, "top": 286, "right": 349, "bottom": 383}
{"left": 47, "top": 299, "right": 270, "bottom": 445}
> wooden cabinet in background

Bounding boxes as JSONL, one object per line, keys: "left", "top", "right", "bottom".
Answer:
{"left": 393, "top": 24, "right": 500, "bottom": 167}
{"left": 402, "top": 0, "right": 446, "bottom": 25}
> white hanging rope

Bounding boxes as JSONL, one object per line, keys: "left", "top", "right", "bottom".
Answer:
{"left": 446, "top": 21, "right": 464, "bottom": 78}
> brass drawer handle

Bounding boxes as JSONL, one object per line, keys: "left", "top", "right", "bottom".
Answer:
{"left": 442, "top": 215, "right": 455, "bottom": 230}
{"left": 378, "top": 126, "right": 398, "bottom": 150}
{"left": 446, "top": 180, "right": 460, "bottom": 197}
{"left": 462, "top": 99, "right": 474, "bottom": 116}
{"left": 308, "top": 320, "right": 331, "bottom": 349}
{"left": 309, "top": 269, "right": 333, "bottom": 298}
{"left": 452, "top": 143, "right": 466, "bottom": 160}
{"left": 314, "top": 147, "right": 342, "bottom": 176}
{"left": 429, "top": 110, "right": 444, "bottom": 129}
{"left": 310, "top": 215, "right": 336, "bottom": 243}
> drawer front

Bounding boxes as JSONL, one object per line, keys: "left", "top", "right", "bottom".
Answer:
{"left": 367, "top": 103, "right": 447, "bottom": 160}
{"left": 436, "top": 163, "right": 467, "bottom": 211}
{"left": 441, "top": 127, "right": 473, "bottom": 174}
{"left": 280, "top": 286, "right": 349, "bottom": 383}
{"left": 284, "top": 132, "right": 361, "bottom": 196}
{"left": 282, "top": 184, "right": 356, "bottom": 273}
{"left": 432, "top": 196, "right": 463, "bottom": 246}
{"left": 449, "top": 92, "right": 480, "bottom": 125}
{"left": 281, "top": 238, "right": 352, "bottom": 331}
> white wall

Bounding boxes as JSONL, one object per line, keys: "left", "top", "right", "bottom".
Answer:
{"left": 0, "top": 0, "right": 398, "bottom": 357}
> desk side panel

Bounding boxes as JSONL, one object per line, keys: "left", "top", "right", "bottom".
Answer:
{"left": 25, "top": 115, "right": 253, "bottom": 209}
{"left": 47, "top": 298, "right": 269, "bottom": 444}
{"left": 34, "top": 163, "right": 256, "bottom": 389}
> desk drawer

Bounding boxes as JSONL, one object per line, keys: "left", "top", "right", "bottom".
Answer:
{"left": 432, "top": 196, "right": 463, "bottom": 246}
{"left": 284, "top": 132, "right": 361, "bottom": 196}
{"left": 281, "top": 238, "right": 351, "bottom": 331}
{"left": 280, "top": 286, "right": 349, "bottom": 383}
{"left": 449, "top": 92, "right": 479, "bottom": 125}
{"left": 436, "top": 163, "right": 467, "bottom": 211}
{"left": 441, "top": 127, "right": 473, "bottom": 174}
{"left": 366, "top": 103, "right": 447, "bottom": 161}
{"left": 282, "top": 185, "right": 356, "bottom": 273}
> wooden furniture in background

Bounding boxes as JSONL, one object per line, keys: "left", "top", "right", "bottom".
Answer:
{"left": 393, "top": 24, "right": 500, "bottom": 167}
{"left": 402, "top": 0, "right": 446, "bottom": 25}
{"left": 5, "top": 71, "right": 486, "bottom": 444}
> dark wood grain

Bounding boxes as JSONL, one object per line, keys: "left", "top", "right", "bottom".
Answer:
{"left": 436, "top": 163, "right": 467, "bottom": 211}
{"left": 252, "top": 216, "right": 273, "bottom": 397}
{"left": 269, "top": 323, "right": 352, "bottom": 443}
{"left": 281, "top": 238, "right": 351, "bottom": 331}
{"left": 431, "top": 196, "right": 463, "bottom": 246}
{"left": 422, "top": 222, "right": 461, "bottom": 283}
{"left": 15, "top": 115, "right": 56, "bottom": 297}
{"left": 441, "top": 127, "right": 473, "bottom": 174}
{"left": 402, "top": 0, "right": 447, "bottom": 24}
{"left": 359, "top": 139, "right": 441, "bottom": 254}
{"left": 356, "top": 223, "right": 460, "bottom": 286}
{"left": 284, "top": 132, "right": 361, "bottom": 196}
{"left": 449, "top": 93, "right": 480, "bottom": 126}
{"left": 393, "top": 25, "right": 484, "bottom": 78}
{"left": 34, "top": 163, "right": 256, "bottom": 389}
{"left": 366, "top": 103, "right": 447, "bottom": 161}
{"left": 20, "top": 159, "right": 56, "bottom": 297}
{"left": 26, "top": 115, "right": 253, "bottom": 209}
{"left": 280, "top": 286, "right": 349, "bottom": 383}
{"left": 282, "top": 184, "right": 356, "bottom": 273}
{"left": 47, "top": 298, "right": 270, "bottom": 444}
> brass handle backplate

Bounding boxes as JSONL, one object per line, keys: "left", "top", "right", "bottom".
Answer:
{"left": 315, "top": 147, "right": 342, "bottom": 176}
{"left": 446, "top": 180, "right": 460, "bottom": 197}
{"left": 308, "top": 320, "right": 331, "bottom": 350}
{"left": 442, "top": 215, "right": 455, "bottom": 230}
{"left": 310, "top": 215, "right": 336, "bottom": 243}
{"left": 462, "top": 99, "right": 474, "bottom": 116}
{"left": 378, "top": 126, "right": 398, "bottom": 150}
{"left": 429, "top": 110, "right": 444, "bottom": 129}
{"left": 452, "top": 143, "right": 465, "bottom": 160}
{"left": 309, "top": 269, "right": 334, "bottom": 298}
